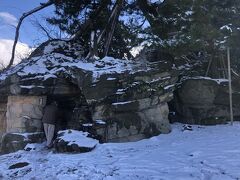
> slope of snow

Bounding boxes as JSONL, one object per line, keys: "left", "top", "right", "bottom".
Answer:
{"left": 1, "top": 123, "right": 240, "bottom": 179}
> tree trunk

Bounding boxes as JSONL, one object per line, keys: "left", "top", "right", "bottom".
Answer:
{"left": 6, "top": 0, "right": 53, "bottom": 69}
{"left": 103, "top": 0, "right": 124, "bottom": 57}
{"left": 85, "top": 0, "right": 123, "bottom": 59}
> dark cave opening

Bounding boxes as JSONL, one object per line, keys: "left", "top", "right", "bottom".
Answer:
{"left": 46, "top": 94, "right": 93, "bottom": 132}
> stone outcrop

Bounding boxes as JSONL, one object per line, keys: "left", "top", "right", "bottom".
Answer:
{"left": 0, "top": 132, "right": 45, "bottom": 154}
{"left": 91, "top": 76, "right": 175, "bottom": 142}
{"left": 172, "top": 77, "right": 240, "bottom": 125}
{"left": 0, "top": 39, "right": 204, "bottom": 145}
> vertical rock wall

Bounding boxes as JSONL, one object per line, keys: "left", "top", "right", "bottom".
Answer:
{"left": 6, "top": 96, "right": 47, "bottom": 133}
{"left": 92, "top": 90, "right": 173, "bottom": 142}
{"left": 0, "top": 102, "right": 7, "bottom": 141}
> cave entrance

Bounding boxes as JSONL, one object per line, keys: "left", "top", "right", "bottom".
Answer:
{"left": 47, "top": 94, "right": 93, "bottom": 132}
{"left": 167, "top": 93, "right": 183, "bottom": 124}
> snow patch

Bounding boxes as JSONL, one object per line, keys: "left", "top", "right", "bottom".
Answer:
{"left": 107, "top": 77, "right": 117, "bottom": 81}
{"left": 58, "top": 130, "right": 99, "bottom": 148}
{"left": 220, "top": 24, "right": 233, "bottom": 33}
{"left": 95, "top": 119, "right": 106, "bottom": 125}
{"left": 164, "top": 84, "right": 175, "bottom": 90}
{"left": 20, "top": 85, "right": 45, "bottom": 89}
{"left": 112, "top": 101, "right": 134, "bottom": 105}
{"left": 187, "top": 76, "right": 229, "bottom": 84}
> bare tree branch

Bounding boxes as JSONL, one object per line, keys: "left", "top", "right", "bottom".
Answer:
{"left": 33, "top": 19, "right": 54, "bottom": 40}
{"left": 6, "top": 0, "right": 53, "bottom": 69}
{"left": 0, "top": 61, "right": 6, "bottom": 72}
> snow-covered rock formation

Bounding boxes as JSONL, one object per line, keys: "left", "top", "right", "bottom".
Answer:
{"left": 0, "top": 39, "right": 201, "bottom": 147}
{"left": 54, "top": 130, "right": 99, "bottom": 153}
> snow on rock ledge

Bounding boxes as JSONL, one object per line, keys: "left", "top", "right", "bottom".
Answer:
{"left": 54, "top": 130, "right": 99, "bottom": 153}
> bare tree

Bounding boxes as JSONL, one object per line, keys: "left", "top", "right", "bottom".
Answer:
{"left": 31, "top": 17, "right": 68, "bottom": 41}
{"left": 7, "top": 0, "right": 53, "bottom": 69}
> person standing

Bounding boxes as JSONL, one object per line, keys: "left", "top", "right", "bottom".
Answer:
{"left": 42, "top": 101, "right": 58, "bottom": 148}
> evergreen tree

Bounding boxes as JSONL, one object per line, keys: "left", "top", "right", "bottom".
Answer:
{"left": 47, "top": 0, "right": 143, "bottom": 59}
{"left": 46, "top": 0, "right": 240, "bottom": 70}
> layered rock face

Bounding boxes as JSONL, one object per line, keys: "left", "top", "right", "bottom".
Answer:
{"left": 173, "top": 77, "right": 240, "bottom": 125}
{"left": 90, "top": 71, "right": 176, "bottom": 142}
{"left": 0, "top": 39, "right": 203, "bottom": 143}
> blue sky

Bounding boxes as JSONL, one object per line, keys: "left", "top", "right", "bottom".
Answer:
{"left": 0, "top": 0, "right": 54, "bottom": 46}
{"left": 0, "top": 0, "right": 55, "bottom": 66}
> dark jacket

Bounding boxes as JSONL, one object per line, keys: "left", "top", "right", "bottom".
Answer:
{"left": 42, "top": 104, "right": 58, "bottom": 125}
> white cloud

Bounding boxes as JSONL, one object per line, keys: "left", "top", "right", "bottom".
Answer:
{"left": 0, "top": 12, "right": 18, "bottom": 27}
{"left": 0, "top": 39, "right": 32, "bottom": 67}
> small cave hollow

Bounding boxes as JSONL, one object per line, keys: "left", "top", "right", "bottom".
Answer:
{"left": 167, "top": 93, "right": 183, "bottom": 124}
{"left": 46, "top": 94, "right": 93, "bottom": 132}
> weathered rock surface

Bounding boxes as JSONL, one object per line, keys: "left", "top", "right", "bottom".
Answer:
{"left": 0, "top": 39, "right": 204, "bottom": 144}
{"left": 54, "top": 130, "right": 99, "bottom": 153}
{"left": 0, "top": 101, "right": 7, "bottom": 143}
{"left": 0, "top": 132, "right": 45, "bottom": 154}
{"left": 172, "top": 77, "right": 240, "bottom": 125}
{"left": 6, "top": 96, "right": 46, "bottom": 133}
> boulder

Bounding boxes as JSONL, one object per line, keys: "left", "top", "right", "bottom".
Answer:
{"left": 173, "top": 77, "right": 240, "bottom": 125}
{"left": 54, "top": 129, "right": 99, "bottom": 153}
{"left": 0, "top": 132, "right": 45, "bottom": 154}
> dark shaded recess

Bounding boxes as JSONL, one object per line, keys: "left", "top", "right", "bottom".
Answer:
{"left": 168, "top": 90, "right": 183, "bottom": 124}
{"left": 47, "top": 94, "right": 93, "bottom": 132}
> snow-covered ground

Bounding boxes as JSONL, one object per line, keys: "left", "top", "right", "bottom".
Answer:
{"left": 1, "top": 123, "right": 240, "bottom": 180}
